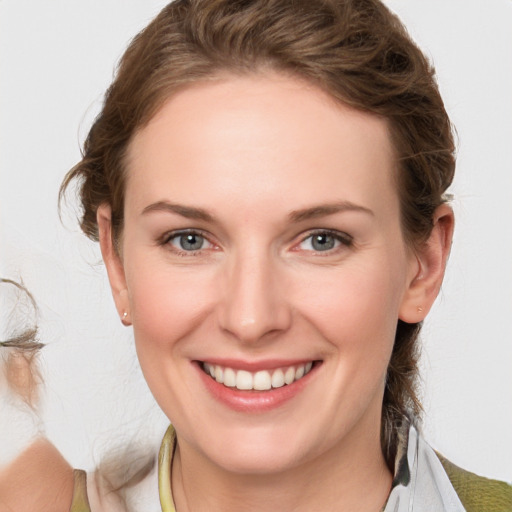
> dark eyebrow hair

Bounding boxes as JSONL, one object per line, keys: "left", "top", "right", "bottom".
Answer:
{"left": 142, "top": 200, "right": 373, "bottom": 224}
{"left": 141, "top": 201, "right": 214, "bottom": 222}
{"left": 288, "top": 201, "right": 374, "bottom": 223}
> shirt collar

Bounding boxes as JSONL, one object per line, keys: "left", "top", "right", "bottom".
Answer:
{"left": 384, "top": 421, "right": 465, "bottom": 511}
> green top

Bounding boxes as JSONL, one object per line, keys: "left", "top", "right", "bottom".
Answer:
{"left": 70, "top": 469, "right": 93, "bottom": 512}
{"left": 438, "top": 454, "right": 512, "bottom": 512}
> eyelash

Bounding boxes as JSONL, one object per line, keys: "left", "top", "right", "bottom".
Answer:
{"left": 159, "top": 228, "right": 353, "bottom": 257}
{"left": 295, "top": 229, "right": 353, "bottom": 254}
{"left": 160, "top": 229, "right": 216, "bottom": 257}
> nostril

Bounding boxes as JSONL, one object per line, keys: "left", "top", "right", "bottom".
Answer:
{"left": 217, "top": 264, "right": 293, "bottom": 343}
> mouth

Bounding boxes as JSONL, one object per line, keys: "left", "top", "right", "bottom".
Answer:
{"left": 201, "top": 361, "right": 316, "bottom": 391}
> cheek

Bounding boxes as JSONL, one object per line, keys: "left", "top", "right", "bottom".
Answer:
{"left": 125, "top": 261, "right": 219, "bottom": 417}
{"left": 126, "top": 259, "right": 217, "bottom": 354}
{"left": 293, "top": 258, "right": 406, "bottom": 356}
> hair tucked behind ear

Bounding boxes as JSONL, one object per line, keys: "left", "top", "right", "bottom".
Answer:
{"left": 61, "top": 0, "right": 456, "bottom": 468}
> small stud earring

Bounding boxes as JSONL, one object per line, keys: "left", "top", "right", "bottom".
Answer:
{"left": 417, "top": 306, "right": 424, "bottom": 313}
{"left": 121, "top": 311, "right": 130, "bottom": 325}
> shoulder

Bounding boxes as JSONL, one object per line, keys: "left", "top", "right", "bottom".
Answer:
{"left": 437, "top": 453, "right": 512, "bottom": 512}
{"left": 0, "top": 438, "right": 75, "bottom": 512}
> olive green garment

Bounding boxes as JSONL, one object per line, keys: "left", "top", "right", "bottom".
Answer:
{"left": 438, "top": 455, "right": 512, "bottom": 512}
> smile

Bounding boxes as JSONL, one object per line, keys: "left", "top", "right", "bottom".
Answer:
{"left": 201, "top": 362, "right": 314, "bottom": 391}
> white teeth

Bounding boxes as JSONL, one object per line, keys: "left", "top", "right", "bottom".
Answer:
{"left": 271, "top": 369, "right": 285, "bottom": 388}
{"left": 223, "top": 367, "right": 236, "bottom": 387}
{"left": 284, "top": 367, "right": 295, "bottom": 385}
{"left": 253, "top": 370, "right": 272, "bottom": 390}
{"left": 203, "top": 362, "right": 315, "bottom": 391}
{"left": 236, "top": 370, "right": 253, "bottom": 390}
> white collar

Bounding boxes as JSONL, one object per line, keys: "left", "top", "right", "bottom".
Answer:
{"left": 384, "top": 423, "right": 466, "bottom": 511}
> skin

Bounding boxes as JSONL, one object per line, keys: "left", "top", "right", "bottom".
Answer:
{"left": 0, "top": 358, "right": 74, "bottom": 512}
{"left": 0, "top": 439, "right": 74, "bottom": 511}
{"left": 98, "top": 73, "right": 453, "bottom": 511}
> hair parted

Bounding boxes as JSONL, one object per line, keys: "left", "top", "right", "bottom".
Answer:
{"left": 61, "top": 0, "right": 455, "bottom": 468}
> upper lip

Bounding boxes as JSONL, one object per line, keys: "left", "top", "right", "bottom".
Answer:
{"left": 195, "top": 358, "right": 319, "bottom": 372}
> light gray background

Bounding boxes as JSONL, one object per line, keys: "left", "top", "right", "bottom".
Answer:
{"left": 1, "top": 1, "right": 511, "bottom": 481}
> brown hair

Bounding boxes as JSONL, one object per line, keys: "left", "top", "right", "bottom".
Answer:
{"left": 1, "top": 278, "right": 44, "bottom": 407}
{"left": 61, "top": 0, "right": 455, "bottom": 467}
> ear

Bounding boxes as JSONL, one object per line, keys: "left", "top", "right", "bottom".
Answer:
{"left": 97, "top": 204, "right": 131, "bottom": 326}
{"left": 399, "top": 204, "right": 454, "bottom": 323}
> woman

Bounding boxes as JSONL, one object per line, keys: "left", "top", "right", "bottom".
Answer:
{"left": 1, "top": 0, "right": 511, "bottom": 510}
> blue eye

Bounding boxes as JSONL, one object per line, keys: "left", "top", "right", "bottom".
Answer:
{"left": 166, "top": 231, "right": 213, "bottom": 252}
{"left": 299, "top": 231, "right": 351, "bottom": 252}
{"left": 310, "top": 233, "right": 337, "bottom": 251}
{"left": 178, "top": 233, "right": 204, "bottom": 251}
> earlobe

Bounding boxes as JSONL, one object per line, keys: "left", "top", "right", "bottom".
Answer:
{"left": 97, "top": 204, "right": 131, "bottom": 325}
{"left": 399, "top": 204, "right": 454, "bottom": 324}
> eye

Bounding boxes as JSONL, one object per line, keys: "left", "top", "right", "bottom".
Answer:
{"left": 164, "top": 230, "right": 215, "bottom": 253}
{"left": 297, "top": 230, "right": 352, "bottom": 253}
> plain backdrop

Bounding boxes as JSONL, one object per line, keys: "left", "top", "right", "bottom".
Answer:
{"left": 1, "top": 0, "right": 511, "bottom": 482}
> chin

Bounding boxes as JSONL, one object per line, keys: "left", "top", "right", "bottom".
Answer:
{"left": 191, "top": 421, "right": 315, "bottom": 475}
{"left": 213, "top": 444, "right": 304, "bottom": 475}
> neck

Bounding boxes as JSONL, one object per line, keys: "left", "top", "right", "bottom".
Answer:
{"left": 171, "top": 423, "right": 392, "bottom": 512}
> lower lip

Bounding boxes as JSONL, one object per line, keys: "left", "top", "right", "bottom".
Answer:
{"left": 195, "top": 362, "right": 318, "bottom": 413}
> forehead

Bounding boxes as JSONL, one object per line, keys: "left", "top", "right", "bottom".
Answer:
{"left": 125, "top": 73, "right": 397, "bottom": 220}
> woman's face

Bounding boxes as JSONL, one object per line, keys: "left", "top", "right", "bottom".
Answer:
{"left": 104, "top": 74, "right": 422, "bottom": 474}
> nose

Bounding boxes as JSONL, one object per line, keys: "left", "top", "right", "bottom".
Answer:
{"left": 217, "top": 249, "right": 292, "bottom": 344}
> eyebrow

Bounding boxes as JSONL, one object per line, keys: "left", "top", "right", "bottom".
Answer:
{"left": 141, "top": 200, "right": 374, "bottom": 223}
{"left": 141, "top": 201, "right": 214, "bottom": 222}
{"left": 288, "top": 201, "right": 374, "bottom": 222}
